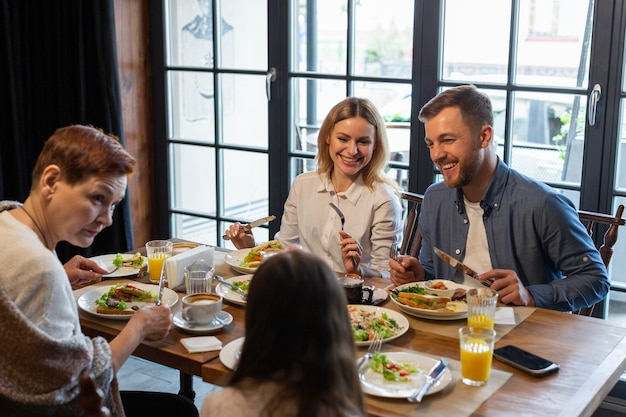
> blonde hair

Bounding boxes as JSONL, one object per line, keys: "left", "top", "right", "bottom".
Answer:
{"left": 316, "top": 97, "right": 399, "bottom": 191}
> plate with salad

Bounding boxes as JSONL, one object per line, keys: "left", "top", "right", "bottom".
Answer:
{"left": 224, "top": 240, "right": 284, "bottom": 274}
{"left": 90, "top": 253, "right": 147, "bottom": 278}
{"left": 349, "top": 305, "right": 409, "bottom": 347}
{"left": 359, "top": 351, "right": 452, "bottom": 398}
{"left": 215, "top": 275, "right": 252, "bottom": 306}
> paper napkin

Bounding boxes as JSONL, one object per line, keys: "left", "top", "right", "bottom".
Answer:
{"left": 164, "top": 245, "right": 215, "bottom": 290}
{"left": 180, "top": 336, "right": 223, "bottom": 353}
{"left": 495, "top": 307, "right": 516, "bottom": 325}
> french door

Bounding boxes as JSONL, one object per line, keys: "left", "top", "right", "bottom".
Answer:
{"left": 153, "top": 0, "right": 626, "bottom": 321}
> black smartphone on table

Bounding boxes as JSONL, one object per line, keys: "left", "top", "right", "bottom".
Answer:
{"left": 493, "top": 345, "right": 560, "bottom": 377}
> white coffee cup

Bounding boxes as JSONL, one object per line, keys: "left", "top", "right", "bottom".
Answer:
{"left": 182, "top": 293, "right": 222, "bottom": 325}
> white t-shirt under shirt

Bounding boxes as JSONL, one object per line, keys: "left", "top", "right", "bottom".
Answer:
{"left": 460, "top": 197, "right": 493, "bottom": 284}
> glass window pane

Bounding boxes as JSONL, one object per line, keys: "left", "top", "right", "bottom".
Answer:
{"left": 171, "top": 213, "right": 214, "bottom": 245}
{"left": 442, "top": 0, "right": 511, "bottom": 83}
{"left": 353, "top": 0, "right": 414, "bottom": 78}
{"left": 616, "top": 103, "right": 626, "bottom": 190}
{"left": 515, "top": 0, "right": 592, "bottom": 88}
{"left": 221, "top": 74, "right": 268, "bottom": 148}
{"left": 289, "top": 157, "right": 316, "bottom": 185}
{"left": 168, "top": 71, "right": 215, "bottom": 142}
{"left": 295, "top": 1, "right": 347, "bottom": 74}
{"left": 510, "top": 92, "right": 585, "bottom": 183}
{"left": 219, "top": 0, "right": 266, "bottom": 70}
{"left": 170, "top": 144, "right": 216, "bottom": 213}
{"left": 166, "top": 0, "right": 214, "bottom": 68}
{"left": 223, "top": 150, "right": 268, "bottom": 219}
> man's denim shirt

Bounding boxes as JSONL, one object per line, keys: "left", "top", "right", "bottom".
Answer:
{"left": 418, "top": 158, "right": 609, "bottom": 312}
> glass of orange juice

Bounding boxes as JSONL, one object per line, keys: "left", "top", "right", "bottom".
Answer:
{"left": 145, "top": 240, "right": 173, "bottom": 284}
{"left": 459, "top": 325, "right": 496, "bottom": 386}
{"left": 466, "top": 288, "right": 498, "bottom": 329}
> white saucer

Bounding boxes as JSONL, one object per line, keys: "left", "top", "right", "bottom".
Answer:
{"left": 173, "top": 311, "right": 233, "bottom": 335}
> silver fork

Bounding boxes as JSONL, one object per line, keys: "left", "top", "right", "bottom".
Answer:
{"left": 357, "top": 333, "right": 384, "bottom": 373}
{"left": 328, "top": 202, "right": 357, "bottom": 267}
{"left": 390, "top": 243, "right": 400, "bottom": 263}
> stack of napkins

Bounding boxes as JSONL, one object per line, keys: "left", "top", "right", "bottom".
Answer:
{"left": 164, "top": 245, "right": 215, "bottom": 291}
{"left": 180, "top": 336, "right": 222, "bottom": 353}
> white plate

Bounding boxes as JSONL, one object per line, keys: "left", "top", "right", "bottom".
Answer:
{"left": 359, "top": 351, "right": 453, "bottom": 398}
{"left": 215, "top": 275, "right": 252, "bottom": 306}
{"left": 173, "top": 311, "right": 233, "bottom": 335}
{"left": 224, "top": 249, "right": 258, "bottom": 274}
{"left": 220, "top": 337, "right": 245, "bottom": 370}
{"left": 349, "top": 305, "right": 410, "bottom": 347}
{"left": 389, "top": 282, "right": 469, "bottom": 321}
{"left": 77, "top": 282, "right": 178, "bottom": 320}
{"left": 91, "top": 254, "right": 148, "bottom": 278}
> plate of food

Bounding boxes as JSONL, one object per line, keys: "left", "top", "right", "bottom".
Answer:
{"left": 91, "top": 253, "right": 147, "bottom": 278}
{"left": 389, "top": 282, "right": 470, "bottom": 320}
{"left": 219, "top": 337, "right": 245, "bottom": 371}
{"left": 359, "top": 351, "right": 452, "bottom": 398}
{"left": 215, "top": 275, "right": 252, "bottom": 306}
{"left": 224, "top": 240, "right": 284, "bottom": 274}
{"left": 77, "top": 282, "right": 178, "bottom": 320}
{"left": 349, "top": 305, "right": 410, "bottom": 347}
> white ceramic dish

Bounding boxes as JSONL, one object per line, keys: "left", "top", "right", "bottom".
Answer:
{"left": 224, "top": 249, "right": 258, "bottom": 274}
{"left": 349, "top": 305, "right": 410, "bottom": 347}
{"left": 220, "top": 337, "right": 245, "bottom": 370}
{"left": 77, "top": 282, "right": 177, "bottom": 320}
{"left": 173, "top": 311, "right": 233, "bottom": 335}
{"left": 359, "top": 351, "right": 452, "bottom": 398}
{"left": 215, "top": 275, "right": 252, "bottom": 306}
{"left": 423, "top": 279, "right": 457, "bottom": 298}
{"left": 91, "top": 254, "right": 147, "bottom": 278}
{"left": 390, "top": 282, "right": 469, "bottom": 320}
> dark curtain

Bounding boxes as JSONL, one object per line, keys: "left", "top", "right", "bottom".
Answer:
{"left": 0, "top": 0, "right": 134, "bottom": 262}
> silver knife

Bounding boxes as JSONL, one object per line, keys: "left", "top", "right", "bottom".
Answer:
{"left": 408, "top": 358, "right": 448, "bottom": 403}
{"left": 155, "top": 263, "right": 167, "bottom": 306}
{"left": 433, "top": 246, "right": 493, "bottom": 287}
{"left": 222, "top": 215, "right": 276, "bottom": 240}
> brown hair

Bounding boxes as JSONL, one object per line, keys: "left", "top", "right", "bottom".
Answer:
{"left": 31, "top": 125, "right": 136, "bottom": 189}
{"left": 418, "top": 85, "right": 494, "bottom": 135}
{"left": 316, "top": 97, "right": 399, "bottom": 191}
{"left": 230, "top": 250, "right": 365, "bottom": 417}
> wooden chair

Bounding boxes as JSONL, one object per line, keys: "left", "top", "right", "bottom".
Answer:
{"left": 576, "top": 204, "right": 625, "bottom": 316}
{"left": 399, "top": 191, "right": 424, "bottom": 257}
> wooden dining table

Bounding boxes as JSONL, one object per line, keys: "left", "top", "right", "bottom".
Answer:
{"left": 74, "top": 245, "right": 626, "bottom": 417}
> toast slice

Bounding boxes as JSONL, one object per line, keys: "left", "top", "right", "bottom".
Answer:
{"left": 397, "top": 292, "right": 450, "bottom": 310}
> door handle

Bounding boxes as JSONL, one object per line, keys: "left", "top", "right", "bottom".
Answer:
{"left": 588, "top": 83, "right": 601, "bottom": 126}
{"left": 266, "top": 68, "right": 277, "bottom": 101}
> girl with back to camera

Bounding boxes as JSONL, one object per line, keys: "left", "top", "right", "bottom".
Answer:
{"left": 201, "top": 250, "right": 366, "bottom": 417}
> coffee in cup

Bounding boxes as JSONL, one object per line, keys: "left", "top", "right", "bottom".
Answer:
{"left": 338, "top": 273, "right": 374, "bottom": 304}
{"left": 182, "top": 293, "right": 222, "bottom": 325}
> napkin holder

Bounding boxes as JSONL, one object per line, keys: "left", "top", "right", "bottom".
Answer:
{"left": 164, "top": 245, "right": 214, "bottom": 291}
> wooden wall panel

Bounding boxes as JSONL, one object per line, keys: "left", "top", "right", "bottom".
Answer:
{"left": 113, "top": 0, "right": 155, "bottom": 248}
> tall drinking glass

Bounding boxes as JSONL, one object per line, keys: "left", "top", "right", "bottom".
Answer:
{"left": 145, "top": 240, "right": 173, "bottom": 284}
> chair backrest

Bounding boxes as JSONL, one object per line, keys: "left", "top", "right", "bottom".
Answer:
{"left": 576, "top": 204, "right": 625, "bottom": 316}
{"left": 399, "top": 191, "right": 424, "bottom": 257}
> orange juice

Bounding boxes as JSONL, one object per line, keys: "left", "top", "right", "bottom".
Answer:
{"left": 461, "top": 338, "right": 493, "bottom": 384}
{"left": 468, "top": 314, "right": 495, "bottom": 328}
{"left": 148, "top": 253, "right": 170, "bottom": 282}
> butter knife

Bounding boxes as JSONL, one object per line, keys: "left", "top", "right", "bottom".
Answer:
{"left": 408, "top": 358, "right": 448, "bottom": 403}
{"left": 155, "top": 263, "right": 167, "bottom": 306}
{"left": 433, "top": 246, "right": 492, "bottom": 287}
{"left": 223, "top": 215, "right": 276, "bottom": 240}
